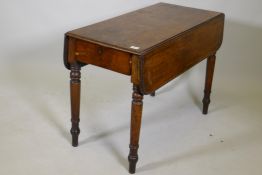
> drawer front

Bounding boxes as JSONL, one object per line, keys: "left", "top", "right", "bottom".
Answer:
{"left": 141, "top": 14, "right": 224, "bottom": 94}
{"left": 75, "top": 39, "right": 132, "bottom": 75}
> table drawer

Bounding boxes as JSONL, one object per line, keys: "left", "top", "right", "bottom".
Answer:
{"left": 75, "top": 39, "right": 132, "bottom": 75}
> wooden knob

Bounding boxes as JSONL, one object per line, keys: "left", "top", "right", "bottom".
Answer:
{"left": 75, "top": 52, "right": 86, "bottom": 56}
{"left": 97, "top": 47, "right": 103, "bottom": 55}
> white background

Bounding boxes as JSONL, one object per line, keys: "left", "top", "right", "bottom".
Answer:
{"left": 0, "top": 1, "right": 262, "bottom": 175}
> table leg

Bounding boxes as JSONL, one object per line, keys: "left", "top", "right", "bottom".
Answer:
{"left": 70, "top": 62, "right": 81, "bottom": 147}
{"left": 202, "top": 54, "right": 216, "bottom": 114}
{"left": 150, "top": 91, "right": 156, "bottom": 97}
{"left": 128, "top": 85, "right": 143, "bottom": 174}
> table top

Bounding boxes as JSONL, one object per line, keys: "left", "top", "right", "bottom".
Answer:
{"left": 67, "top": 3, "right": 222, "bottom": 55}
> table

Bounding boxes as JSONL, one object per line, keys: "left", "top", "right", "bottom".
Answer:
{"left": 63, "top": 3, "right": 224, "bottom": 173}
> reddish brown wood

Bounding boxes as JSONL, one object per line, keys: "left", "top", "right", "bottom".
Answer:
{"left": 75, "top": 39, "right": 132, "bottom": 75}
{"left": 70, "top": 62, "right": 81, "bottom": 147}
{"left": 128, "top": 85, "right": 143, "bottom": 174}
{"left": 66, "top": 3, "right": 222, "bottom": 55}
{"left": 131, "top": 55, "right": 142, "bottom": 86}
{"left": 140, "top": 15, "right": 224, "bottom": 94}
{"left": 63, "top": 36, "right": 70, "bottom": 69}
{"left": 63, "top": 3, "right": 225, "bottom": 174}
{"left": 202, "top": 55, "right": 216, "bottom": 114}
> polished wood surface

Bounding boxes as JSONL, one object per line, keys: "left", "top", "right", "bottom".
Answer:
{"left": 75, "top": 39, "right": 132, "bottom": 75}
{"left": 140, "top": 15, "right": 224, "bottom": 93}
{"left": 63, "top": 2, "right": 225, "bottom": 173}
{"left": 66, "top": 3, "right": 222, "bottom": 55}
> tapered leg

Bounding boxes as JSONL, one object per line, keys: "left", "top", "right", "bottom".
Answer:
{"left": 202, "top": 55, "right": 216, "bottom": 114}
{"left": 70, "top": 63, "right": 81, "bottom": 147}
{"left": 128, "top": 85, "right": 144, "bottom": 174}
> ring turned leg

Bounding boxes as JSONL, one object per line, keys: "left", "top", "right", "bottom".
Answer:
{"left": 202, "top": 55, "right": 216, "bottom": 114}
{"left": 70, "top": 63, "right": 81, "bottom": 147}
{"left": 128, "top": 85, "right": 144, "bottom": 174}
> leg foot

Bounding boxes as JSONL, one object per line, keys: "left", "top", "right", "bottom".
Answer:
{"left": 202, "top": 55, "right": 216, "bottom": 115}
{"left": 70, "top": 62, "right": 81, "bottom": 146}
{"left": 202, "top": 91, "right": 211, "bottom": 115}
{"left": 150, "top": 91, "right": 156, "bottom": 97}
{"left": 128, "top": 85, "right": 143, "bottom": 174}
{"left": 128, "top": 145, "right": 139, "bottom": 174}
{"left": 70, "top": 120, "right": 80, "bottom": 147}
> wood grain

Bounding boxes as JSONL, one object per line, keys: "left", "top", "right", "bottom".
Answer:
{"left": 75, "top": 39, "right": 132, "bottom": 75}
{"left": 66, "top": 3, "right": 222, "bottom": 55}
{"left": 63, "top": 3, "right": 225, "bottom": 174}
{"left": 140, "top": 14, "right": 224, "bottom": 94}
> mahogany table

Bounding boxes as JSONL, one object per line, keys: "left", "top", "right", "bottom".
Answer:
{"left": 63, "top": 3, "right": 224, "bottom": 173}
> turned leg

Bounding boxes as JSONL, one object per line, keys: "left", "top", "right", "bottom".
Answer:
{"left": 128, "top": 85, "right": 144, "bottom": 174}
{"left": 70, "top": 62, "right": 81, "bottom": 147}
{"left": 202, "top": 55, "right": 216, "bottom": 114}
{"left": 150, "top": 91, "right": 156, "bottom": 97}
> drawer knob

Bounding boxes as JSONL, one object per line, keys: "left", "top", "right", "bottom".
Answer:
{"left": 75, "top": 52, "right": 86, "bottom": 56}
{"left": 98, "top": 47, "right": 103, "bottom": 55}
